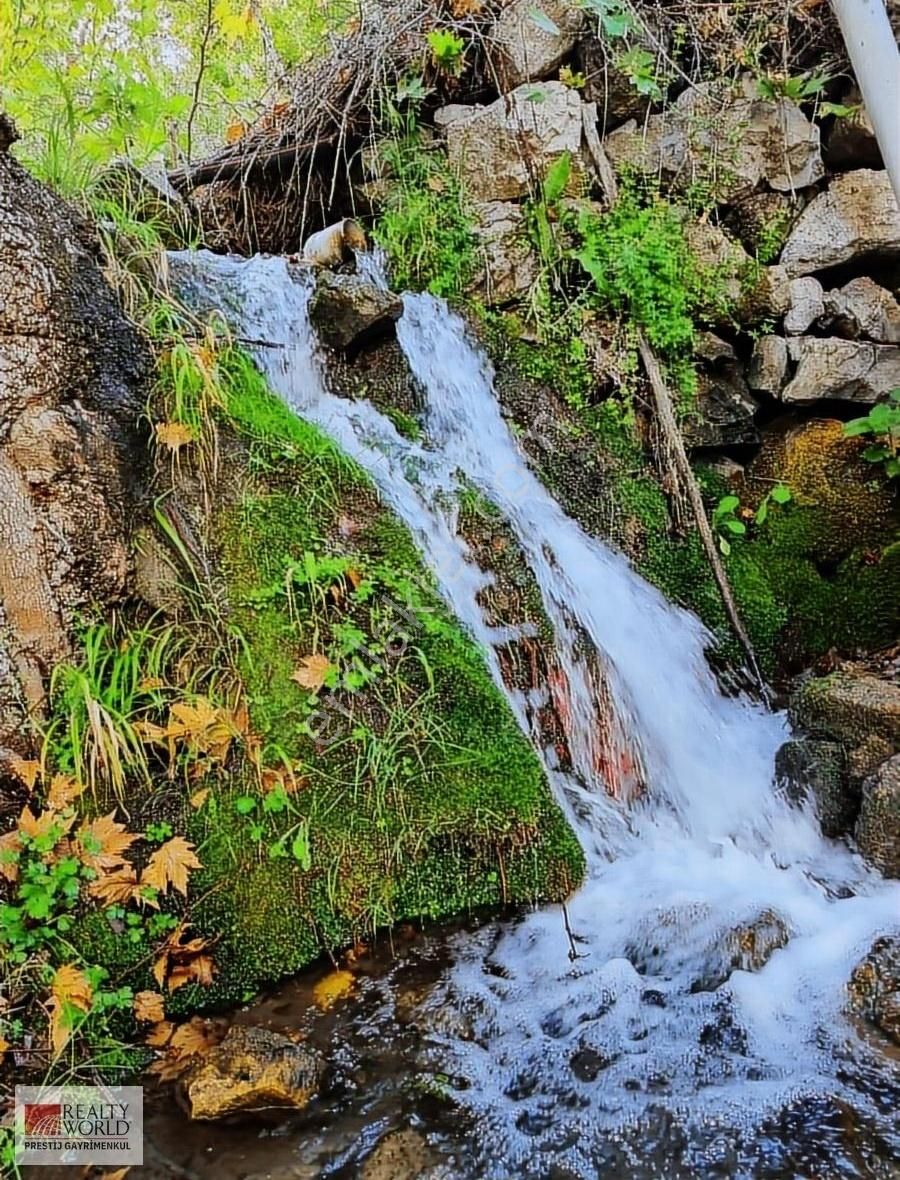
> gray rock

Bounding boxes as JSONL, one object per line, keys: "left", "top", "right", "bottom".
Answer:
{"left": 821, "top": 277, "right": 900, "bottom": 345}
{"left": 775, "top": 738, "right": 854, "bottom": 838}
{"left": 784, "top": 277, "right": 825, "bottom": 335}
{"left": 793, "top": 670, "right": 900, "bottom": 747}
{"left": 605, "top": 77, "right": 822, "bottom": 200}
{"left": 781, "top": 338, "right": 900, "bottom": 404}
{"left": 309, "top": 273, "right": 403, "bottom": 351}
{"left": 780, "top": 170, "right": 900, "bottom": 277}
{"left": 442, "top": 82, "right": 584, "bottom": 202}
{"left": 826, "top": 87, "right": 882, "bottom": 171}
{"left": 856, "top": 755, "right": 900, "bottom": 877}
{"left": 682, "top": 221, "right": 790, "bottom": 323}
{"left": 469, "top": 201, "right": 539, "bottom": 305}
{"left": 848, "top": 936, "right": 900, "bottom": 1044}
{"left": 489, "top": 0, "right": 584, "bottom": 88}
{"left": 362, "top": 1127, "right": 439, "bottom": 1180}
{"left": 683, "top": 334, "right": 759, "bottom": 448}
{"left": 581, "top": 25, "right": 663, "bottom": 130}
{"left": 748, "top": 335, "right": 788, "bottom": 395}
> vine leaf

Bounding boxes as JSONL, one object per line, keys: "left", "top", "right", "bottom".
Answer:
{"left": 47, "top": 774, "right": 85, "bottom": 811}
{"left": 88, "top": 865, "right": 144, "bottom": 908}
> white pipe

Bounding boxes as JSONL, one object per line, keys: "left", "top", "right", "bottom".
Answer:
{"left": 831, "top": 0, "right": 900, "bottom": 207}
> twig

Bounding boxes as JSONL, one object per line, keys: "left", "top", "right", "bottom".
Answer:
{"left": 562, "top": 902, "right": 587, "bottom": 962}
{"left": 185, "top": 0, "right": 216, "bottom": 167}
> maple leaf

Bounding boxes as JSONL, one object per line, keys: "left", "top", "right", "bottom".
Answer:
{"left": 225, "top": 120, "right": 247, "bottom": 144}
{"left": 47, "top": 964, "right": 93, "bottom": 1055}
{"left": 0, "top": 829, "right": 22, "bottom": 883}
{"left": 76, "top": 812, "right": 140, "bottom": 872}
{"left": 147, "top": 1016, "right": 222, "bottom": 1080}
{"left": 164, "top": 698, "right": 236, "bottom": 763}
{"left": 133, "top": 991, "right": 166, "bottom": 1023}
{"left": 312, "top": 969, "right": 355, "bottom": 1011}
{"left": 152, "top": 924, "right": 215, "bottom": 991}
{"left": 46, "top": 773, "right": 85, "bottom": 811}
{"left": 8, "top": 758, "right": 40, "bottom": 792}
{"left": 145, "top": 1019, "right": 176, "bottom": 1047}
{"left": 18, "top": 805, "right": 74, "bottom": 843}
{"left": 155, "top": 421, "right": 195, "bottom": 452}
{"left": 88, "top": 865, "right": 144, "bottom": 908}
{"left": 291, "top": 653, "right": 334, "bottom": 692}
{"left": 189, "top": 787, "right": 210, "bottom": 810}
{"left": 141, "top": 836, "right": 202, "bottom": 897}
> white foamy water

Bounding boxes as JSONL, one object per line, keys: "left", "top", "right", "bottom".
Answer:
{"left": 169, "top": 249, "right": 900, "bottom": 1177}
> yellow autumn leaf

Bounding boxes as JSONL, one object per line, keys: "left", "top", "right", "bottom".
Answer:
{"left": 0, "top": 1035, "right": 9, "bottom": 1057}
{"left": 0, "top": 829, "right": 22, "bottom": 883}
{"left": 46, "top": 773, "right": 85, "bottom": 811}
{"left": 8, "top": 758, "right": 40, "bottom": 792}
{"left": 88, "top": 865, "right": 145, "bottom": 908}
{"left": 225, "top": 121, "right": 247, "bottom": 144}
{"left": 155, "top": 421, "right": 195, "bottom": 452}
{"left": 189, "top": 787, "right": 210, "bottom": 810}
{"left": 291, "top": 653, "right": 334, "bottom": 691}
{"left": 76, "top": 812, "right": 140, "bottom": 872}
{"left": 141, "top": 836, "right": 202, "bottom": 897}
{"left": 48, "top": 964, "right": 93, "bottom": 1055}
{"left": 133, "top": 991, "right": 166, "bottom": 1023}
{"left": 312, "top": 969, "right": 355, "bottom": 1011}
{"left": 18, "top": 805, "right": 74, "bottom": 843}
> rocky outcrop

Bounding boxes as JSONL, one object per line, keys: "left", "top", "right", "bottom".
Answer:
{"left": 470, "top": 200, "right": 539, "bottom": 305}
{"left": 0, "top": 113, "right": 149, "bottom": 753}
{"left": 776, "top": 739, "right": 853, "bottom": 838}
{"left": 183, "top": 1024, "right": 324, "bottom": 1119}
{"left": 781, "top": 338, "right": 900, "bottom": 404}
{"left": 605, "top": 78, "right": 822, "bottom": 200}
{"left": 780, "top": 170, "right": 900, "bottom": 277}
{"left": 821, "top": 278, "right": 900, "bottom": 345}
{"left": 848, "top": 936, "right": 900, "bottom": 1045}
{"left": 441, "top": 81, "right": 584, "bottom": 203}
{"left": 309, "top": 272, "right": 403, "bottom": 351}
{"left": 489, "top": 0, "right": 583, "bottom": 89}
{"left": 682, "top": 221, "right": 790, "bottom": 323}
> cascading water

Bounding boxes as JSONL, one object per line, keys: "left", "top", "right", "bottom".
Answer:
{"left": 168, "top": 249, "right": 900, "bottom": 1178}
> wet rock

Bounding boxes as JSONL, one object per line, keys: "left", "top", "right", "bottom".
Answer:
{"left": 441, "top": 82, "right": 584, "bottom": 203}
{"left": 748, "top": 336, "right": 788, "bottom": 395}
{"left": 489, "top": 0, "right": 584, "bottom": 88}
{"left": 605, "top": 78, "right": 822, "bottom": 201}
{"left": 820, "top": 277, "right": 900, "bottom": 345}
{"left": 183, "top": 1025, "right": 324, "bottom": 1120}
{"left": 469, "top": 201, "right": 539, "bottom": 305}
{"left": 780, "top": 170, "right": 900, "bottom": 277}
{"left": 0, "top": 113, "right": 149, "bottom": 750}
{"left": 361, "top": 1127, "right": 438, "bottom": 1180}
{"left": 784, "top": 277, "right": 825, "bottom": 336}
{"left": 684, "top": 334, "right": 759, "bottom": 448}
{"left": 775, "top": 738, "right": 854, "bottom": 838}
{"left": 781, "top": 338, "right": 900, "bottom": 404}
{"left": 855, "top": 755, "right": 900, "bottom": 878}
{"left": 794, "top": 670, "right": 900, "bottom": 749}
{"left": 825, "top": 87, "right": 882, "bottom": 171}
{"left": 95, "top": 158, "right": 197, "bottom": 246}
{"left": 309, "top": 272, "right": 403, "bottom": 351}
{"left": 692, "top": 910, "right": 790, "bottom": 992}
{"left": 848, "top": 936, "right": 900, "bottom": 1044}
{"left": 570, "top": 1046, "right": 616, "bottom": 1082}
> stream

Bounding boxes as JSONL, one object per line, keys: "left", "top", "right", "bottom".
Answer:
{"left": 152, "top": 250, "right": 900, "bottom": 1179}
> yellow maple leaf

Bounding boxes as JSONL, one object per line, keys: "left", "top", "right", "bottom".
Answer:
{"left": 46, "top": 773, "right": 85, "bottom": 811}
{"left": 0, "top": 1035, "right": 8, "bottom": 1057}
{"left": 18, "top": 805, "right": 74, "bottom": 843}
{"left": 291, "top": 653, "right": 334, "bottom": 692}
{"left": 147, "top": 1016, "right": 221, "bottom": 1079}
{"left": 155, "top": 421, "right": 195, "bottom": 452}
{"left": 48, "top": 964, "right": 93, "bottom": 1055}
{"left": 312, "top": 969, "right": 355, "bottom": 1011}
{"left": 167, "top": 953, "right": 216, "bottom": 991}
{"left": 76, "top": 812, "right": 140, "bottom": 872}
{"left": 88, "top": 865, "right": 145, "bottom": 908}
{"left": 141, "top": 836, "right": 202, "bottom": 897}
{"left": 8, "top": 758, "right": 40, "bottom": 792}
{"left": 133, "top": 991, "right": 166, "bottom": 1023}
{"left": 0, "top": 829, "right": 22, "bottom": 883}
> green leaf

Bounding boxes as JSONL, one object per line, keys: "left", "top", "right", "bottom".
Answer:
{"left": 755, "top": 501, "right": 769, "bottom": 526}
{"left": 725, "top": 519, "right": 746, "bottom": 535}
{"left": 291, "top": 827, "right": 311, "bottom": 871}
{"left": 234, "top": 795, "right": 257, "bottom": 815}
{"left": 770, "top": 484, "right": 792, "bottom": 504}
{"left": 820, "top": 102, "right": 855, "bottom": 118}
{"left": 862, "top": 444, "right": 890, "bottom": 463}
{"left": 529, "top": 8, "right": 561, "bottom": 35}
{"left": 719, "top": 536, "right": 731, "bottom": 556}
{"left": 843, "top": 417, "right": 873, "bottom": 438}
{"left": 867, "top": 402, "right": 895, "bottom": 432}
{"left": 718, "top": 495, "right": 740, "bottom": 513}
{"left": 543, "top": 151, "right": 572, "bottom": 203}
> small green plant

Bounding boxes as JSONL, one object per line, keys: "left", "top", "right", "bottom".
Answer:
{"left": 844, "top": 391, "right": 900, "bottom": 478}
{"left": 756, "top": 71, "right": 829, "bottom": 102}
{"left": 753, "top": 482, "right": 792, "bottom": 525}
{"left": 712, "top": 484, "right": 792, "bottom": 554}
{"left": 426, "top": 29, "right": 466, "bottom": 75}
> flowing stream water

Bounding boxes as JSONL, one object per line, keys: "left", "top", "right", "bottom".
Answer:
{"left": 168, "top": 250, "right": 900, "bottom": 1178}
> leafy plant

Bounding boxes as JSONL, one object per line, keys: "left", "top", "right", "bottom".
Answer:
{"left": 756, "top": 71, "right": 829, "bottom": 102}
{"left": 426, "top": 28, "right": 466, "bottom": 75}
{"left": 712, "top": 495, "right": 746, "bottom": 556}
{"left": 753, "top": 482, "right": 792, "bottom": 525}
{"left": 844, "top": 391, "right": 900, "bottom": 478}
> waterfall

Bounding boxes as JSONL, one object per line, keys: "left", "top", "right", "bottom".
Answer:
{"left": 169, "top": 249, "right": 900, "bottom": 1176}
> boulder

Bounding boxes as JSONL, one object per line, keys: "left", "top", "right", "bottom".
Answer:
{"left": 784, "top": 277, "right": 825, "bottom": 336}
{"left": 825, "top": 87, "right": 882, "bottom": 171}
{"left": 362, "top": 1127, "right": 439, "bottom": 1180}
{"left": 820, "top": 277, "right": 900, "bottom": 345}
{"left": 748, "top": 335, "right": 788, "bottom": 395}
{"left": 441, "top": 82, "right": 584, "bottom": 203}
{"left": 793, "top": 671, "right": 900, "bottom": 749}
{"left": 0, "top": 113, "right": 148, "bottom": 751}
{"left": 580, "top": 26, "right": 663, "bottom": 131}
{"left": 855, "top": 755, "right": 900, "bottom": 878}
{"left": 309, "top": 272, "right": 403, "bottom": 351}
{"left": 683, "top": 221, "right": 790, "bottom": 323}
{"left": 469, "top": 201, "right": 540, "bottom": 305}
{"left": 183, "top": 1025, "right": 324, "bottom": 1120}
{"left": 489, "top": 0, "right": 584, "bottom": 88}
{"left": 775, "top": 738, "right": 854, "bottom": 838}
{"left": 683, "top": 333, "right": 759, "bottom": 448}
{"left": 848, "top": 936, "right": 900, "bottom": 1044}
{"left": 726, "top": 189, "right": 797, "bottom": 260}
{"left": 604, "top": 77, "right": 823, "bottom": 201}
{"left": 780, "top": 170, "right": 900, "bottom": 277}
{"left": 781, "top": 337, "right": 900, "bottom": 404}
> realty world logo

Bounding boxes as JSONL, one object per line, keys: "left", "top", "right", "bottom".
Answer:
{"left": 15, "top": 1085, "right": 143, "bottom": 1166}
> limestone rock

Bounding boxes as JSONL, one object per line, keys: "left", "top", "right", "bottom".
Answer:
{"left": 489, "top": 0, "right": 584, "bottom": 88}
{"left": 726, "top": 189, "right": 796, "bottom": 260}
{"left": 605, "top": 78, "right": 823, "bottom": 201}
{"left": 469, "top": 201, "right": 539, "bottom": 305}
{"left": 781, "top": 337, "right": 900, "bottom": 404}
{"left": 748, "top": 335, "right": 788, "bottom": 395}
{"left": 441, "top": 82, "right": 584, "bottom": 203}
{"left": 184, "top": 1025, "right": 324, "bottom": 1120}
{"left": 794, "top": 671, "right": 900, "bottom": 748}
{"left": 776, "top": 738, "right": 854, "bottom": 838}
{"left": 780, "top": 170, "right": 900, "bottom": 277}
{"left": 784, "top": 277, "right": 824, "bottom": 335}
{"left": 826, "top": 87, "right": 882, "bottom": 171}
{"left": 856, "top": 755, "right": 900, "bottom": 878}
{"left": 848, "top": 936, "right": 900, "bottom": 1044}
{"left": 821, "top": 277, "right": 900, "bottom": 345}
{"left": 0, "top": 113, "right": 149, "bottom": 750}
{"left": 684, "top": 333, "right": 759, "bottom": 448}
{"left": 683, "top": 221, "right": 789, "bottom": 323}
{"left": 580, "top": 25, "right": 663, "bottom": 130}
{"left": 309, "top": 272, "right": 403, "bottom": 351}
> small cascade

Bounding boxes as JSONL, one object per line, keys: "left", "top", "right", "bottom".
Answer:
{"left": 168, "top": 248, "right": 900, "bottom": 1177}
